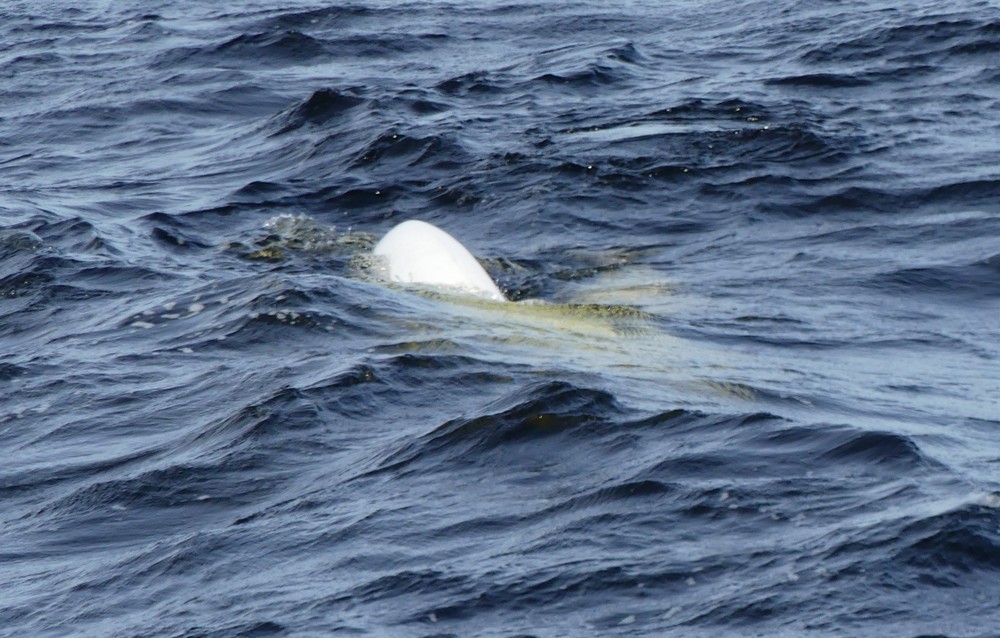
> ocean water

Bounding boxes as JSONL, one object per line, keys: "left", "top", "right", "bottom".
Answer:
{"left": 2, "top": 1, "right": 999, "bottom": 636}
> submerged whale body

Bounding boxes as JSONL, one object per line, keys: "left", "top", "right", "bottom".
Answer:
{"left": 373, "top": 219, "right": 506, "bottom": 302}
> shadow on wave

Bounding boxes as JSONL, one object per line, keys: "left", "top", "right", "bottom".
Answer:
{"left": 870, "top": 252, "right": 1000, "bottom": 300}
{"left": 269, "top": 87, "right": 369, "bottom": 136}
{"left": 153, "top": 22, "right": 447, "bottom": 71}
{"left": 799, "top": 15, "right": 1000, "bottom": 64}
{"left": 369, "top": 381, "right": 625, "bottom": 476}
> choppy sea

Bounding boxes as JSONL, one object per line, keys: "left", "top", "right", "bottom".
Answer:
{"left": 2, "top": 1, "right": 999, "bottom": 636}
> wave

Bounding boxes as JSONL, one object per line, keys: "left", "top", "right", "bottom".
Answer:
{"left": 799, "top": 15, "right": 1000, "bottom": 64}
{"left": 270, "top": 87, "right": 368, "bottom": 135}
{"left": 872, "top": 253, "right": 1000, "bottom": 299}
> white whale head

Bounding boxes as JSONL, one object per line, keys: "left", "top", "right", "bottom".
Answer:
{"left": 372, "top": 219, "right": 506, "bottom": 302}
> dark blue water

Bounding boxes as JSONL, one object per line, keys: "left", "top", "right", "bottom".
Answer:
{"left": 2, "top": 1, "right": 999, "bottom": 636}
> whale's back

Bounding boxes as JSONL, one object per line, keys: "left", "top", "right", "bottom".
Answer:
{"left": 373, "top": 220, "right": 505, "bottom": 302}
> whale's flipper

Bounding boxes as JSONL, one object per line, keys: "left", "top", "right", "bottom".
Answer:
{"left": 373, "top": 219, "right": 506, "bottom": 302}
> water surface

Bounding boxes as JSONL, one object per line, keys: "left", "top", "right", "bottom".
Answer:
{"left": 2, "top": 1, "right": 999, "bottom": 636}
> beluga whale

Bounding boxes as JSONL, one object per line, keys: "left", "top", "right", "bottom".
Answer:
{"left": 237, "top": 214, "right": 656, "bottom": 336}
{"left": 372, "top": 219, "right": 506, "bottom": 302}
